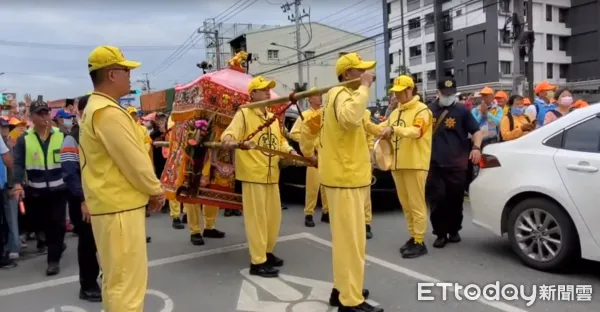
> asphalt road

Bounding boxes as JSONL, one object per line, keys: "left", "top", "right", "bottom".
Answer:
{"left": 0, "top": 202, "right": 598, "bottom": 312}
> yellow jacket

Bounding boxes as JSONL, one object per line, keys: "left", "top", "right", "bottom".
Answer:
{"left": 222, "top": 107, "right": 294, "bottom": 184}
{"left": 380, "top": 96, "right": 433, "bottom": 171}
{"left": 500, "top": 114, "right": 532, "bottom": 141}
{"left": 363, "top": 109, "right": 375, "bottom": 151}
{"left": 302, "top": 85, "right": 372, "bottom": 188}
{"left": 79, "top": 92, "right": 163, "bottom": 216}
{"left": 289, "top": 108, "right": 319, "bottom": 142}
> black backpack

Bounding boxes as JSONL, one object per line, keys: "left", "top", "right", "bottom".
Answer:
{"left": 499, "top": 112, "right": 530, "bottom": 142}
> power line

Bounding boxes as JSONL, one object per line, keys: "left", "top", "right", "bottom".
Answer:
{"left": 255, "top": 0, "right": 499, "bottom": 77}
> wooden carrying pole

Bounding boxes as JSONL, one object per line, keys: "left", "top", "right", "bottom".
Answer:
{"left": 242, "top": 77, "right": 368, "bottom": 110}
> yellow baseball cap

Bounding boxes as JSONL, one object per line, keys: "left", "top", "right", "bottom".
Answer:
{"left": 126, "top": 107, "right": 138, "bottom": 114}
{"left": 88, "top": 46, "right": 141, "bottom": 72}
{"left": 248, "top": 76, "right": 276, "bottom": 93}
{"left": 335, "top": 52, "right": 376, "bottom": 76}
{"left": 389, "top": 75, "right": 415, "bottom": 92}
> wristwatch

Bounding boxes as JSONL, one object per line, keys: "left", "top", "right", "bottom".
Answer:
{"left": 472, "top": 145, "right": 481, "bottom": 151}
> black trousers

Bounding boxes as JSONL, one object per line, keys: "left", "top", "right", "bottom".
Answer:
{"left": 0, "top": 189, "right": 7, "bottom": 259}
{"left": 27, "top": 188, "right": 67, "bottom": 264}
{"left": 427, "top": 166, "right": 467, "bottom": 237}
{"left": 68, "top": 195, "right": 100, "bottom": 289}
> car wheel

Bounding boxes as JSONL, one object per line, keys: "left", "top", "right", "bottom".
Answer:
{"left": 507, "top": 197, "right": 579, "bottom": 272}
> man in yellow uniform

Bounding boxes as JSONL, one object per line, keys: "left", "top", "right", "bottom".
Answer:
{"left": 380, "top": 75, "right": 433, "bottom": 259}
{"left": 222, "top": 76, "right": 298, "bottom": 278}
{"left": 300, "top": 52, "right": 381, "bottom": 312}
{"left": 362, "top": 109, "right": 375, "bottom": 240}
{"left": 288, "top": 88, "right": 328, "bottom": 227}
{"left": 165, "top": 116, "right": 225, "bottom": 244}
{"left": 79, "top": 45, "right": 165, "bottom": 312}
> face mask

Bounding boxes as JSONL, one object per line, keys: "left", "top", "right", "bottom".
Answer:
{"left": 63, "top": 119, "right": 73, "bottom": 127}
{"left": 439, "top": 96, "right": 455, "bottom": 107}
{"left": 558, "top": 96, "right": 573, "bottom": 107}
{"left": 545, "top": 91, "right": 555, "bottom": 99}
{"left": 373, "top": 112, "right": 380, "bottom": 119}
{"left": 511, "top": 107, "right": 525, "bottom": 116}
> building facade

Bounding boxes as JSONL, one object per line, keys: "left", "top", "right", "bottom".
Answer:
{"left": 229, "top": 22, "right": 377, "bottom": 102}
{"left": 386, "top": 0, "right": 599, "bottom": 98}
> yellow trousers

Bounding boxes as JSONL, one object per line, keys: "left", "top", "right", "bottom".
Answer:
{"left": 391, "top": 170, "right": 428, "bottom": 243}
{"left": 304, "top": 166, "right": 329, "bottom": 215}
{"left": 242, "top": 182, "right": 282, "bottom": 265}
{"left": 186, "top": 204, "right": 219, "bottom": 235}
{"left": 91, "top": 208, "right": 147, "bottom": 312}
{"left": 325, "top": 186, "right": 368, "bottom": 307}
{"left": 169, "top": 200, "right": 219, "bottom": 234}
{"left": 364, "top": 186, "right": 372, "bottom": 225}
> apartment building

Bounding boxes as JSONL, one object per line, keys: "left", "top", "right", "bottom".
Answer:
{"left": 385, "top": 0, "right": 599, "bottom": 96}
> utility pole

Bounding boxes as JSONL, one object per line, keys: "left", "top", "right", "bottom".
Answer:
{"left": 400, "top": 0, "right": 406, "bottom": 70}
{"left": 281, "top": 0, "right": 309, "bottom": 91}
{"left": 526, "top": 0, "right": 534, "bottom": 99}
{"left": 199, "top": 21, "right": 222, "bottom": 70}
{"left": 137, "top": 73, "right": 152, "bottom": 94}
{"left": 511, "top": 0, "right": 526, "bottom": 95}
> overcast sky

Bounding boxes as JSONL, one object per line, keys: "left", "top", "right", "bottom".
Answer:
{"left": 0, "top": 0, "right": 385, "bottom": 102}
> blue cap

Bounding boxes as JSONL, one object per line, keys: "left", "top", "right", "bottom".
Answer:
{"left": 54, "top": 109, "right": 74, "bottom": 119}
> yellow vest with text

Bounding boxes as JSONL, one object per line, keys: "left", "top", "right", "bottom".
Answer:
{"left": 318, "top": 87, "right": 371, "bottom": 188}
{"left": 234, "top": 107, "right": 290, "bottom": 184}
{"left": 79, "top": 93, "right": 149, "bottom": 215}
{"left": 386, "top": 97, "right": 433, "bottom": 171}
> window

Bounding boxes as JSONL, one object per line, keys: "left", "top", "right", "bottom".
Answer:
{"left": 304, "top": 51, "right": 315, "bottom": 59}
{"left": 546, "top": 5, "right": 552, "bottom": 22}
{"left": 499, "top": 0, "right": 510, "bottom": 13}
{"left": 267, "top": 49, "right": 279, "bottom": 59}
{"left": 559, "top": 36, "right": 567, "bottom": 51}
{"left": 559, "top": 64, "right": 568, "bottom": 79}
{"left": 455, "top": 9, "right": 462, "bottom": 17}
{"left": 409, "top": 45, "right": 422, "bottom": 58}
{"left": 547, "top": 63, "right": 553, "bottom": 79}
{"left": 425, "top": 42, "right": 435, "bottom": 53}
{"left": 500, "top": 61, "right": 512, "bottom": 75}
{"left": 500, "top": 30, "right": 511, "bottom": 45}
{"left": 408, "top": 17, "right": 421, "bottom": 30}
{"left": 427, "top": 70, "right": 436, "bottom": 81}
{"left": 561, "top": 116, "right": 600, "bottom": 153}
{"left": 559, "top": 8, "right": 568, "bottom": 23}
{"left": 412, "top": 72, "right": 423, "bottom": 83}
{"left": 388, "top": 53, "right": 394, "bottom": 65}
{"left": 546, "top": 34, "right": 553, "bottom": 50}
{"left": 442, "top": 11, "right": 452, "bottom": 32}
{"left": 388, "top": 28, "right": 393, "bottom": 40}
{"left": 443, "top": 40, "right": 454, "bottom": 61}
{"left": 387, "top": 2, "right": 391, "bottom": 14}
{"left": 424, "top": 13, "right": 434, "bottom": 26}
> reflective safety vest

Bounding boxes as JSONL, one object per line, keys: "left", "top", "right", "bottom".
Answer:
{"left": 24, "top": 128, "right": 65, "bottom": 189}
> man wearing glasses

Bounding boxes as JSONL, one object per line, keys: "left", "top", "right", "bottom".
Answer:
{"left": 79, "top": 46, "right": 165, "bottom": 311}
{"left": 12, "top": 99, "right": 67, "bottom": 276}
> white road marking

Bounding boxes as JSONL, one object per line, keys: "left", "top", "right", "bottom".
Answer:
{"left": 303, "top": 233, "right": 529, "bottom": 312}
{"left": 237, "top": 280, "right": 290, "bottom": 311}
{"left": 240, "top": 269, "right": 304, "bottom": 301}
{"left": 43, "top": 306, "right": 87, "bottom": 312}
{"left": 2, "top": 232, "right": 528, "bottom": 312}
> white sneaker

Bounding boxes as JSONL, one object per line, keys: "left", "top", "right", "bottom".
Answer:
{"left": 8, "top": 252, "right": 19, "bottom": 260}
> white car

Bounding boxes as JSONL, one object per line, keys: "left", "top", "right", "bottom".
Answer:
{"left": 470, "top": 103, "right": 600, "bottom": 271}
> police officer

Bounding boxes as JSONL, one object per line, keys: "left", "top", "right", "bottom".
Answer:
{"left": 13, "top": 99, "right": 68, "bottom": 275}
{"left": 427, "top": 77, "right": 482, "bottom": 249}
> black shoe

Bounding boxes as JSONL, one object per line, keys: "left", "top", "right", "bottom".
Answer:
{"left": 233, "top": 210, "right": 242, "bottom": 216}
{"left": 266, "top": 253, "right": 284, "bottom": 267}
{"left": 203, "top": 229, "right": 225, "bottom": 238}
{"left": 339, "top": 301, "right": 384, "bottom": 312}
{"left": 0, "top": 258, "right": 17, "bottom": 268}
{"left": 321, "top": 212, "right": 330, "bottom": 223}
{"left": 399, "top": 238, "right": 415, "bottom": 253}
{"left": 190, "top": 233, "right": 205, "bottom": 246}
{"left": 329, "top": 288, "right": 370, "bottom": 307}
{"left": 366, "top": 225, "right": 373, "bottom": 240}
{"left": 172, "top": 218, "right": 185, "bottom": 230}
{"left": 146, "top": 211, "right": 150, "bottom": 218}
{"left": 448, "top": 232, "right": 461, "bottom": 243}
{"left": 181, "top": 214, "right": 188, "bottom": 224}
{"left": 304, "top": 215, "right": 315, "bottom": 227}
{"left": 282, "top": 205, "right": 288, "bottom": 210}
{"left": 46, "top": 263, "right": 60, "bottom": 276}
{"left": 432, "top": 236, "right": 448, "bottom": 248}
{"left": 224, "top": 209, "right": 233, "bottom": 217}
{"left": 401, "top": 242, "right": 427, "bottom": 259}
{"left": 79, "top": 288, "right": 102, "bottom": 302}
{"left": 249, "top": 263, "right": 279, "bottom": 278}
{"left": 161, "top": 205, "right": 169, "bottom": 214}
{"left": 36, "top": 240, "right": 47, "bottom": 253}
{"left": 146, "top": 236, "right": 151, "bottom": 243}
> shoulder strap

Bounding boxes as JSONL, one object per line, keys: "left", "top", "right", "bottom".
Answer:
{"left": 433, "top": 109, "right": 449, "bottom": 134}
{"left": 524, "top": 115, "right": 531, "bottom": 123}
{"left": 550, "top": 110, "right": 562, "bottom": 118}
{"left": 331, "top": 88, "right": 349, "bottom": 122}
{"left": 508, "top": 113, "right": 514, "bottom": 131}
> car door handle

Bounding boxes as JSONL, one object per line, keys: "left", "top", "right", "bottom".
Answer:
{"left": 566, "top": 164, "right": 599, "bottom": 173}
